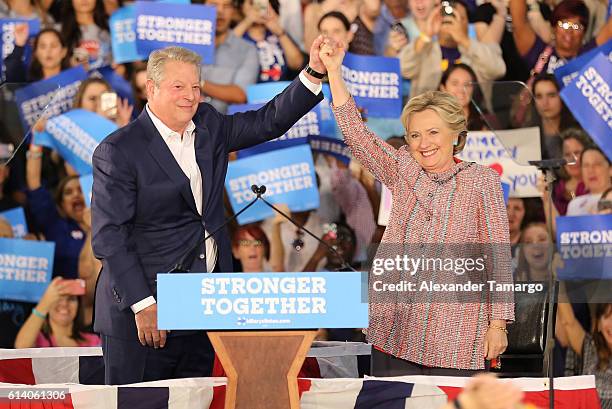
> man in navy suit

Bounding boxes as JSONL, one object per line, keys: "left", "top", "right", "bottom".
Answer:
{"left": 91, "top": 40, "right": 327, "bottom": 384}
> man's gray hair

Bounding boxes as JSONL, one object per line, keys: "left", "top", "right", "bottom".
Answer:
{"left": 147, "top": 46, "right": 202, "bottom": 86}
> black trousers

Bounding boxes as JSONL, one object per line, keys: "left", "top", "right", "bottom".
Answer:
{"left": 102, "top": 331, "right": 214, "bottom": 385}
{"left": 371, "top": 348, "right": 489, "bottom": 377}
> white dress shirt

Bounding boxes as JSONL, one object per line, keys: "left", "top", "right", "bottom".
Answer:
{"left": 131, "top": 71, "right": 321, "bottom": 314}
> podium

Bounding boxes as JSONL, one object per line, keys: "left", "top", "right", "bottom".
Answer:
{"left": 209, "top": 330, "right": 316, "bottom": 409}
{"left": 157, "top": 272, "right": 368, "bottom": 409}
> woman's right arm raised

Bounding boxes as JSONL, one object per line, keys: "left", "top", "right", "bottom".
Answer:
{"left": 321, "top": 39, "right": 400, "bottom": 187}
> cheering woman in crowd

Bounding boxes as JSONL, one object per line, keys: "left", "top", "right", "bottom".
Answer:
{"left": 319, "top": 38, "right": 514, "bottom": 375}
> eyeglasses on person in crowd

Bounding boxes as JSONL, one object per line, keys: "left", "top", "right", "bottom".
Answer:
{"left": 557, "top": 20, "right": 584, "bottom": 32}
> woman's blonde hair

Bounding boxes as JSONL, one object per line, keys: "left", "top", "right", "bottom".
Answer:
{"left": 401, "top": 91, "right": 468, "bottom": 155}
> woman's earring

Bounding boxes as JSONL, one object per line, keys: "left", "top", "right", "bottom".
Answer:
{"left": 453, "top": 139, "right": 458, "bottom": 146}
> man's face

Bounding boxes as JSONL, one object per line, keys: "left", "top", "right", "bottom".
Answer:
{"left": 146, "top": 60, "right": 201, "bottom": 133}
{"left": 206, "top": 0, "right": 235, "bottom": 35}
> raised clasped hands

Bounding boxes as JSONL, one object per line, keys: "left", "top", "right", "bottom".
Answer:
{"left": 317, "top": 36, "right": 346, "bottom": 74}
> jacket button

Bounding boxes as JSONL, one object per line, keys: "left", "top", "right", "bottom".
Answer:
{"left": 199, "top": 253, "right": 205, "bottom": 260}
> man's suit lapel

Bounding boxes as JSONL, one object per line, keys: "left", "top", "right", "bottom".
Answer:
{"left": 194, "top": 124, "right": 213, "bottom": 217}
{"left": 140, "top": 111, "right": 199, "bottom": 214}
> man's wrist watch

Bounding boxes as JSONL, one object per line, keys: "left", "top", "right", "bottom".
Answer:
{"left": 304, "top": 64, "right": 326, "bottom": 79}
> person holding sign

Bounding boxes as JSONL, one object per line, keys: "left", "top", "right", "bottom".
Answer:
{"left": 3, "top": 25, "right": 69, "bottom": 83}
{"left": 320, "top": 38, "right": 514, "bottom": 375}
{"left": 91, "top": 44, "right": 326, "bottom": 384}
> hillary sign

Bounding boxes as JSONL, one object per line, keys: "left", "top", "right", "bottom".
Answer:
{"left": 157, "top": 272, "right": 368, "bottom": 330}
{"left": 230, "top": 103, "right": 327, "bottom": 158}
{"left": 0, "top": 18, "right": 40, "bottom": 80}
{"left": 556, "top": 214, "right": 612, "bottom": 280}
{"left": 0, "top": 238, "right": 55, "bottom": 303}
{"left": 134, "top": 1, "right": 216, "bottom": 63}
{"left": 225, "top": 144, "right": 319, "bottom": 224}
{"left": 457, "top": 128, "right": 541, "bottom": 198}
{"left": 560, "top": 52, "right": 612, "bottom": 162}
{"left": 35, "top": 109, "right": 118, "bottom": 175}
{"left": 341, "top": 52, "right": 402, "bottom": 118}
{"left": 14, "top": 66, "right": 87, "bottom": 129}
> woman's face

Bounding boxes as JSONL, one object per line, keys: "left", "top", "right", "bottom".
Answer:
{"left": 72, "top": 0, "right": 96, "bottom": 14}
{"left": 522, "top": 224, "right": 549, "bottom": 273}
{"left": 441, "top": 68, "right": 474, "bottom": 109}
{"left": 534, "top": 80, "right": 562, "bottom": 120}
{"left": 79, "top": 82, "right": 110, "bottom": 114}
{"left": 49, "top": 295, "right": 78, "bottom": 327}
{"left": 35, "top": 32, "right": 66, "bottom": 71}
{"left": 405, "top": 109, "right": 456, "bottom": 173}
{"left": 60, "top": 178, "right": 86, "bottom": 222}
{"left": 554, "top": 16, "right": 585, "bottom": 57}
{"left": 506, "top": 198, "right": 525, "bottom": 234}
{"left": 562, "top": 137, "right": 584, "bottom": 179}
{"left": 233, "top": 232, "right": 265, "bottom": 272}
{"left": 581, "top": 150, "right": 612, "bottom": 194}
{"left": 597, "top": 305, "right": 612, "bottom": 348}
{"left": 319, "top": 16, "right": 353, "bottom": 46}
{"left": 409, "top": 0, "right": 437, "bottom": 21}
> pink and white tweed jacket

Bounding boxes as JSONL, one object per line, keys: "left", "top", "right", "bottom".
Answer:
{"left": 333, "top": 97, "right": 515, "bottom": 370}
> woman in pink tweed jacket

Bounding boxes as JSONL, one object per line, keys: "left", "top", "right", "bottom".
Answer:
{"left": 318, "top": 39, "right": 515, "bottom": 375}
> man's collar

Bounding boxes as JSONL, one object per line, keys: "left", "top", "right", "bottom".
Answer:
{"left": 145, "top": 104, "right": 195, "bottom": 139}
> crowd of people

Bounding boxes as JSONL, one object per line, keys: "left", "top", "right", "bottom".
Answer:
{"left": 0, "top": 0, "right": 611, "bottom": 406}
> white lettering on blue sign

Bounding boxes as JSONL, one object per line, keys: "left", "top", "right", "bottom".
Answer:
{"left": 20, "top": 81, "right": 82, "bottom": 127}
{"left": 341, "top": 66, "right": 400, "bottom": 99}
{"left": 573, "top": 66, "right": 612, "bottom": 129}
{"left": 136, "top": 15, "right": 213, "bottom": 45}
{"left": 229, "top": 162, "right": 313, "bottom": 204}
{"left": 0, "top": 254, "right": 49, "bottom": 282}
{"left": 46, "top": 116, "right": 99, "bottom": 165}
{"left": 200, "top": 276, "right": 327, "bottom": 315}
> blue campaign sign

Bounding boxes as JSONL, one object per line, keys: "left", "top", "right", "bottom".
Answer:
{"left": 554, "top": 40, "right": 612, "bottom": 88}
{"left": 246, "top": 81, "right": 291, "bottom": 104}
{"left": 0, "top": 207, "right": 27, "bottom": 238}
{"left": 110, "top": 5, "right": 147, "bottom": 64}
{"left": 0, "top": 238, "right": 55, "bottom": 303}
{"left": 14, "top": 66, "right": 88, "bottom": 130}
{"left": 36, "top": 109, "right": 118, "bottom": 175}
{"left": 309, "top": 135, "right": 351, "bottom": 165}
{"left": 341, "top": 52, "right": 402, "bottom": 118}
{"left": 225, "top": 144, "right": 319, "bottom": 224}
{"left": 134, "top": 1, "right": 216, "bottom": 64}
{"left": 157, "top": 271, "right": 368, "bottom": 330}
{"left": 560, "top": 52, "right": 612, "bottom": 162}
{"left": 79, "top": 174, "right": 94, "bottom": 207}
{"left": 556, "top": 214, "right": 612, "bottom": 280}
{"left": 0, "top": 18, "right": 40, "bottom": 80}
{"left": 229, "top": 103, "right": 328, "bottom": 159}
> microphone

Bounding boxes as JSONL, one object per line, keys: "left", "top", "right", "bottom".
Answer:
{"left": 167, "top": 186, "right": 267, "bottom": 273}
{"left": 528, "top": 158, "right": 574, "bottom": 169}
{"left": 168, "top": 184, "right": 358, "bottom": 274}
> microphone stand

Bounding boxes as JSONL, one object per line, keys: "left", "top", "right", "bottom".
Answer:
{"left": 168, "top": 184, "right": 359, "bottom": 274}
{"left": 528, "top": 158, "right": 569, "bottom": 409}
{"left": 253, "top": 185, "right": 359, "bottom": 273}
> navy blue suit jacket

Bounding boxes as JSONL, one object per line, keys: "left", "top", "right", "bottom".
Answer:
{"left": 91, "top": 78, "right": 323, "bottom": 339}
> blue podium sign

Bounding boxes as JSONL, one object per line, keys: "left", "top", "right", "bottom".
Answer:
{"left": 157, "top": 272, "right": 368, "bottom": 330}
